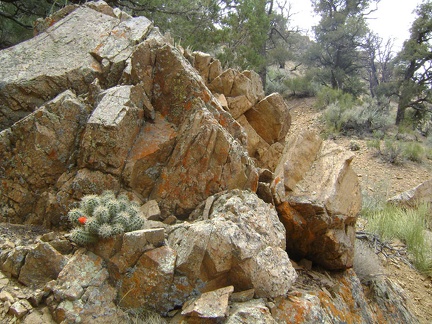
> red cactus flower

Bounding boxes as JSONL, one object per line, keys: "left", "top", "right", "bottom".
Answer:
{"left": 78, "top": 216, "right": 87, "bottom": 225}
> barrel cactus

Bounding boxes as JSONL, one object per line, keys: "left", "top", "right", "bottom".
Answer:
{"left": 68, "top": 191, "right": 145, "bottom": 245}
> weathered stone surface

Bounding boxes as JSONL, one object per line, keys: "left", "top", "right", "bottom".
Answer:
{"left": 226, "top": 95, "right": 254, "bottom": 119}
{"left": 277, "top": 141, "right": 361, "bottom": 270}
{"left": 0, "top": 91, "right": 90, "bottom": 224}
{"left": 244, "top": 93, "right": 291, "bottom": 145}
{"left": 230, "top": 288, "right": 255, "bottom": 303}
{"left": 141, "top": 200, "right": 162, "bottom": 220}
{"left": 18, "top": 242, "right": 68, "bottom": 287}
{"left": 388, "top": 179, "right": 432, "bottom": 207}
{"left": 168, "top": 190, "right": 296, "bottom": 298}
{"left": 118, "top": 245, "right": 176, "bottom": 312}
{"left": 208, "top": 68, "right": 236, "bottom": 95}
{"left": 0, "top": 291, "right": 14, "bottom": 304}
{"left": 181, "top": 286, "right": 234, "bottom": 320}
{"left": 90, "top": 15, "right": 152, "bottom": 86}
{"left": 192, "top": 51, "right": 213, "bottom": 82}
{"left": 47, "top": 250, "right": 125, "bottom": 323}
{"left": 9, "top": 299, "right": 32, "bottom": 319}
{"left": 0, "top": 6, "right": 118, "bottom": 130}
{"left": 231, "top": 70, "right": 265, "bottom": 105}
{"left": 79, "top": 85, "right": 144, "bottom": 175}
{"left": 22, "top": 307, "right": 56, "bottom": 324}
{"left": 122, "top": 112, "right": 177, "bottom": 198}
{"left": 1, "top": 246, "right": 29, "bottom": 278}
{"left": 107, "top": 228, "right": 165, "bottom": 274}
{"left": 236, "top": 114, "right": 270, "bottom": 158}
{"left": 227, "top": 299, "right": 276, "bottom": 324}
{"left": 272, "top": 269, "right": 417, "bottom": 324}
{"left": 274, "top": 129, "right": 323, "bottom": 192}
{"left": 150, "top": 107, "right": 258, "bottom": 217}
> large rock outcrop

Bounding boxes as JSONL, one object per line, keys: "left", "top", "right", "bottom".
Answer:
{"left": 0, "top": 1, "right": 258, "bottom": 225}
{"left": 0, "top": 2, "right": 417, "bottom": 324}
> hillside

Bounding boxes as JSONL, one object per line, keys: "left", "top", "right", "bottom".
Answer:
{"left": 288, "top": 97, "right": 432, "bottom": 324}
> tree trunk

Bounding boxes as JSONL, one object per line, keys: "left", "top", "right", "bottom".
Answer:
{"left": 395, "top": 104, "right": 406, "bottom": 126}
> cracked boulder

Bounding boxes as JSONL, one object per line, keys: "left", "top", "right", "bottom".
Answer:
{"left": 274, "top": 132, "right": 362, "bottom": 270}
{"left": 167, "top": 190, "right": 297, "bottom": 300}
{"left": 45, "top": 250, "right": 127, "bottom": 323}
{"left": 0, "top": 91, "right": 90, "bottom": 224}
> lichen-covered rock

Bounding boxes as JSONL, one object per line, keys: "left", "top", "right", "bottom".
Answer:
{"left": 227, "top": 299, "right": 276, "bottom": 324}
{"left": 18, "top": 242, "right": 68, "bottom": 287}
{"left": 168, "top": 190, "right": 297, "bottom": 299}
{"left": 275, "top": 140, "right": 361, "bottom": 270}
{"left": 0, "top": 6, "right": 118, "bottom": 130}
{"left": 272, "top": 269, "right": 418, "bottom": 324}
{"left": 0, "top": 91, "right": 90, "bottom": 224}
{"left": 1, "top": 246, "right": 30, "bottom": 278}
{"left": 117, "top": 246, "right": 177, "bottom": 312}
{"left": 79, "top": 85, "right": 145, "bottom": 175}
{"left": 181, "top": 286, "right": 234, "bottom": 320}
{"left": 46, "top": 250, "right": 127, "bottom": 323}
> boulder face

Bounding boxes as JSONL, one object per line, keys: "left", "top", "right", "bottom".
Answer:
{"left": 169, "top": 190, "right": 297, "bottom": 300}
{"left": 273, "top": 131, "right": 362, "bottom": 270}
{"left": 388, "top": 179, "right": 432, "bottom": 207}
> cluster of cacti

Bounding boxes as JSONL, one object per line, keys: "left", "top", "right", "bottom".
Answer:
{"left": 67, "top": 190, "right": 145, "bottom": 245}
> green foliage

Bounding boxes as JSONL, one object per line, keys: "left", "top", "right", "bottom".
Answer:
{"left": 362, "top": 201, "right": 432, "bottom": 276}
{"left": 315, "top": 87, "right": 356, "bottom": 110}
{"left": 284, "top": 72, "right": 318, "bottom": 98}
{"left": 308, "top": 0, "right": 377, "bottom": 95}
{"left": 367, "top": 138, "right": 404, "bottom": 165}
{"left": 402, "top": 142, "right": 425, "bottom": 163}
{"left": 393, "top": 0, "right": 432, "bottom": 125}
{"left": 321, "top": 95, "right": 392, "bottom": 136}
{"left": 67, "top": 191, "right": 145, "bottom": 245}
{"left": 0, "top": 0, "right": 70, "bottom": 49}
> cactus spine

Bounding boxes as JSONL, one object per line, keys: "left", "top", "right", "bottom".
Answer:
{"left": 67, "top": 191, "right": 145, "bottom": 245}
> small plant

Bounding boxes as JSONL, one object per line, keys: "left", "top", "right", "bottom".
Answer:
{"left": 367, "top": 137, "right": 404, "bottom": 164}
{"left": 362, "top": 199, "right": 432, "bottom": 276}
{"left": 315, "top": 87, "right": 356, "bottom": 110}
{"left": 381, "top": 139, "right": 404, "bottom": 164}
{"left": 68, "top": 191, "right": 145, "bottom": 245}
{"left": 402, "top": 142, "right": 425, "bottom": 163}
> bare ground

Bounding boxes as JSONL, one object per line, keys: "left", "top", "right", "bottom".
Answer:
{"left": 288, "top": 97, "right": 432, "bottom": 324}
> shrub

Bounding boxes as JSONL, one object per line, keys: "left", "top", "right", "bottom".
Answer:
{"left": 68, "top": 191, "right": 144, "bottom": 245}
{"left": 315, "top": 87, "right": 356, "bottom": 110}
{"left": 284, "top": 73, "right": 318, "bottom": 98}
{"left": 381, "top": 139, "right": 404, "bottom": 164}
{"left": 266, "top": 67, "right": 290, "bottom": 97}
{"left": 322, "top": 97, "right": 392, "bottom": 137}
{"left": 402, "top": 142, "right": 425, "bottom": 163}
{"left": 367, "top": 138, "right": 404, "bottom": 164}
